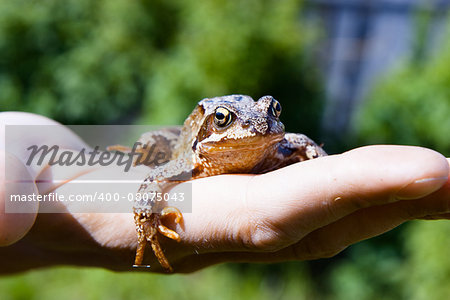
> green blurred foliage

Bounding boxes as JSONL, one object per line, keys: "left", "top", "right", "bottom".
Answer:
{"left": 327, "top": 221, "right": 450, "bottom": 300}
{"left": 0, "top": 0, "right": 158, "bottom": 123}
{"left": 323, "top": 229, "right": 407, "bottom": 300}
{"left": 0, "top": 264, "right": 316, "bottom": 300}
{"left": 404, "top": 221, "right": 450, "bottom": 300}
{"left": 145, "top": 0, "right": 323, "bottom": 136}
{"left": 353, "top": 32, "right": 450, "bottom": 156}
{"left": 0, "top": 0, "right": 323, "bottom": 138}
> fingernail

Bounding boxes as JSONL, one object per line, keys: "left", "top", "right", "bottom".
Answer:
{"left": 396, "top": 176, "right": 448, "bottom": 200}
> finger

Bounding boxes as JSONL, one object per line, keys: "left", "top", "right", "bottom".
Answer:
{"left": 289, "top": 176, "right": 450, "bottom": 260}
{"left": 0, "top": 151, "right": 38, "bottom": 246}
{"left": 176, "top": 146, "right": 448, "bottom": 254}
{"left": 0, "top": 112, "right": 89, "bottom": 178}
{"left": 417, "top": 158, "right": 450, "bottom": 220}
{"left": 174, "top": 174, "right": 450, "bottom": 272}
{"left": 242, "top": 145, "right": 448, "bottom": 250}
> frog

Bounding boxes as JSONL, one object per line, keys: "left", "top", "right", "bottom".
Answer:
{"left": 127, "top": 95, "right": 327, "bottom": 272}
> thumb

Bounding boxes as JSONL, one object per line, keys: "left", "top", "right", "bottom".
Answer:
{"left": 0, "top": 151, "right": 39, "bottom": 246}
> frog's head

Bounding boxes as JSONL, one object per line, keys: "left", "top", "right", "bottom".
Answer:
{"left": 188, "top": 95, "right": 285, "bottom": 171}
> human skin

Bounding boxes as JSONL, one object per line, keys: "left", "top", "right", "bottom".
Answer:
{"left": 0, "top": 112, "right": 449, "bottom": 274}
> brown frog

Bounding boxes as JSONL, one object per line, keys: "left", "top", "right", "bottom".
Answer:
{"left": 129, "top": 95, "right": 327, "bottom": 272}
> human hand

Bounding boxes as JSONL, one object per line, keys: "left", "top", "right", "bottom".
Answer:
{"left": 1, "top": 112, "right": 449, "bottom": 274}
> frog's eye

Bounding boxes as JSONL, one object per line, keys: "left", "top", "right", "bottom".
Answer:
{"left": 270, "top": 99, "right": 282, "bottom": 118}
{"left": 214, "top": 107, "right": 233, "bottom": 127}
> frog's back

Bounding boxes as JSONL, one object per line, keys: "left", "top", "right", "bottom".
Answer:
{"left": 134, "top": 127, "right": 182, "bottom": 168}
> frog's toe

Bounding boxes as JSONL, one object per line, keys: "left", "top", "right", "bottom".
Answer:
{"left": 158, "top": 207, "right": 182, "bottom": 242}
{"left": 157, "top": 224, "right": 181, "bottom": 242}
{"left": 161, "top": 206, "right": 183, "bottom": 224}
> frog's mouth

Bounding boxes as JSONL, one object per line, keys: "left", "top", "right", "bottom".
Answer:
{"left": 198, "top": 134, "right": 284, "bottom": 153}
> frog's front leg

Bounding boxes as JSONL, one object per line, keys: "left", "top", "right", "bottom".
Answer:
{"left": 282, "top": 133, "right": 327, "bottom": 161}
{"left": 254, "top": 133, "right": 327, "bottom": 173}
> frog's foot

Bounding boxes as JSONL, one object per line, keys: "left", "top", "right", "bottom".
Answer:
{"left": 133, "top": 212, "right": 174, "bottom": 272}
{"left": 158, "top": 206, "right": 183, "bottom": 242}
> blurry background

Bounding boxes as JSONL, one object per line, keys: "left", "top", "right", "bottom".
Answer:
{"left": 1, "top": 0, "right": 449, "bottom": 299}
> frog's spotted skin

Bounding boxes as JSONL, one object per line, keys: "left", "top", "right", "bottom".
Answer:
{"left": 132, "top": 95, "right": 327, "bottom": 272}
